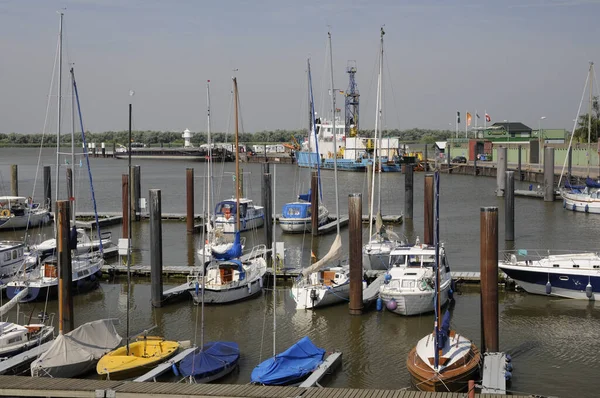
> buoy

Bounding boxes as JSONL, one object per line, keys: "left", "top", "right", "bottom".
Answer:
{"left": 505, "top": 354, "right": 512, "bottom": 362}
{"left": 586, "top": 283, "right": 593, "bottom": 299}
{"left": 195, "top": 281, "right": 199, "bottom": 296}
{"left": 585, "top": 205, "right": 589, "bottom": 213}
{"left": 573, "top": 204, "right": 577, "bottom": 212}
{"left": 171, "top": 363, "right": 180, "bottom": 377}
{"left": 545, "top": 281, "right": 552, "bottom": 295}
{"left": 376, "top": 297, "right": 383, "bottom": 311}
{"left": 505, "top": 362, "right": 513, "bottom": 372}
{"left": 386, "top": 298, "right": 397, "bottom": 311}
{"left": 505, "top": 371, "right": 512, "bottom": 381}
{"left": 384, "top": 273, "right": 391, "bottom": 284}
{"left": 563, "top": 200, "right": 566, "bottom": 208}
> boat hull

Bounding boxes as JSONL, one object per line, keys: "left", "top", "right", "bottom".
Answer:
{"left": 280, "top": 213, "right": 329, "bottom": 234}
{"left": 291, "top": 282, "right": 350, "bottom": 310}
{"left": 380, "top": 284, "right": 450, "bottom": 316}
{"left": 191, "top": 277, "right": 264, "bottom": 304}
{"left": 6, "top": 271, "right": 101, "bottom": 302}
{"left": 213, "top": 215, "right": 264, "bottom": 234}
{"left": 0, "top": 211, "right": 50, "bottom": 231}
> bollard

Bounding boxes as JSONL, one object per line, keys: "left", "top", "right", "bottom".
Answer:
{"left": 348, "top": 193, "right": 363, "bottom": 315}
{"left": 262, "top": 164, "right": 272, "bottom": 266}
{"left": 57, "top": 200, "right": 74, "bottom": 333}
{"left": 311, "top": 171, "right": 319, "bottom": 236}
{"left": 423, "top": 174, "right": 434, "bottom": 245}
{"left": 122, "top": 174, "right": 129, "bottom": 239}
{"left": 505, "top": 171, "right": 515, "bottom": 241}
{"left": 10, "top": 165, "right": 18, "bottom": 196}
{"left": 186, "top": 168, "right": 194, "bottom": 234}
{"left": 149, "top": 189, "right": 164, "bottom": 307}
{"left": 496, "top": 147, "right": 507, "bottom": 197}
{"left": 404, "top": 164, "right": 414, "bottom": 219}
{"left": 480, "top": 206, "right": 499, "bottom": 353}
{"left": 43, "top": 166, "right": 52, "bottom": 211}
{"left": 544, "top": 147, "right": 555, "bottom": 202}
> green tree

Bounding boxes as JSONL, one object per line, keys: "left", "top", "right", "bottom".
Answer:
{"left": 573, "top": 96, "right": 600, "bottom": 143}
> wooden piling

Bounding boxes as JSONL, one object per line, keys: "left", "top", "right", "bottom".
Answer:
{"left": 149, "top": 189, "right": 164, "bottom": 308}
{"left": 544, "top": 147, "right": 555, "bottom": 202}
{"left": 468, "top": 380, "right": 476, "bottom": 398}
{"left": 122, "top": 174, "right": 129, "bottom": 239}
{"left": 131, "top": 165, "right": 141, "bottom": 221}
{"left": 505, "top": 171, "right": 514, "bottom": 241}
{"left": 57, "top": 200, "right": 74, "bottom": 333}
{"left": 423, "top": 174, "right": 434, "bottom": 245}
{"left": 404, "top": 164, "right": 413, "bottom": 219}
{"left": 10, "top": 165, "right": 18, "bottom": 196}
{"left": 480, "top": 206, "right": 499, "bottom": 353}
{"left": 186, "top": 168, "right": 194, "bottom": 234}
{"left": 66, "top": 167, "right": 73, "bottom": 201}
{"left": 496, "top": 147, "right": 507, "bottom": 197}
{"left": 446, "top": 145, "right": 451, "bottom": 173}
{"left": 517, "top": 145, "right": 523, "bottom": 181}
{"left": 262, "top": 164, "right": 272, "bottom": 265}
{"left": 112, "top": 142, "right": 116, "bottom": 158}
{"left": 92, "top": 143, "right": 97, "bottom": 158}
{"left": 311, "top": 172, "right": 319, "bottom": 236}
{"left": 101, "top": 142, "right": 106, "bottom": 158}
{"left": 43, "top": 166, "right": 52, "bottom": 211}
{"left": 348, "top": 193, "right": 363, "bottom": 315}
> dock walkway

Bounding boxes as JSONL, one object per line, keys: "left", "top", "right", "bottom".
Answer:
{"left": 0, "top": 375, "right": 527, "bottom": 397}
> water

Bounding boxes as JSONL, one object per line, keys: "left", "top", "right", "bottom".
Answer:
{"left": 1, "top": 147, "right": 599, "bottom": 396}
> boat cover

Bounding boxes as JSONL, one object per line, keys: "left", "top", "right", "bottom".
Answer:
{"left": 31, "top": 319, "right": 121, "bottom": 378}
{"left": 282, "top": 203, "right": 310, "bottom": 219}
{"left": 211, "top": 232, "right": 242, "bottom": 260}
{"left": 586, "top": 177, "right": 600, "bottom": 188}
{"left": 565, "top": 181, "right": 586, "bottom": 191}
{"left": 436, "top": 310, "right": 451, "bottom": 349}
{"left": 250, "top": 336, "right": 325, "bottom": 385}
{"left": 298, "top": 189, "right": 311, "bottom": 202}
{"left": 179, "top": 341, "right": 240, "bottom": 378}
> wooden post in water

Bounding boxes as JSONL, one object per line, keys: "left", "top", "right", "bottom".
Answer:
{"left": 311, "top": 171, "right": 319, "bottom": 236}
{"left": 262, "top": 163, "right": 272, "bottom": 266}
{"left": 122, "top": 174, "right": 129, "bottom": 239}
{"left": 567, "top": 147, "right": 573, "bottom": 184}
{"left": 404, "top": 164, "right": 413, "bottom": 219}
{"left": 57, "top": 200, "right": 74, "bottom": 333}
{"left": 424, "top": 144, "right": 428, "bottom": 172}
{"left": 517, "top": 145, "right": 523, "bottom": 181}
{"left": 446, "top": 145, "right": 451, "bottom": 173}
{"left": 149, "top": 189, "right": 164, "bottom": 307}
{"left": 505, "top": 171, "right": 515, "bottom": 241}
{"left": 544, "top": 147, "right": 555, "bottom": 202}
{"left": 366, "top": 163, "right": 373, "bottom": 215}
{"left": 10, "top": 165, "right": 18, "bottom": 196}
{"left": 186, "top": 168, "right": 194, "bottom": 234}
{"left": 131, "top": 165, "right": 141, "bottom": 221}
{"left": 496, "top": 147, "right": 507, "bottom": 197}
{"left": 348, "top": 193, "right": 363, "bottom": 315}
{"left": 43, "top": 165, "right": 52, "bottom": 212}
{"left": 480, "top": 206, "right": 499, "bottom": 353}
{"left": 112, "top": 142, "right": 116, "bottom": 158}
{"left": 423, "top": 174, "right": 434, "bottom": 245}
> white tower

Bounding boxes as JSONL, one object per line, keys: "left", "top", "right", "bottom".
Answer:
{"left": 182, "top": 128, "right": 193, "bottom": 147}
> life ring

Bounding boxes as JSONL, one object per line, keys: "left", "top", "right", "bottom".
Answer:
{"left": 0, "top": 209, "right": 10, "bottom": 217}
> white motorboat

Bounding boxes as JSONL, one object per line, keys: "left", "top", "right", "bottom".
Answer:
{"left": 0, "top": 196, "right": 50, "bottom": 231}
{"left": 30, "top": 228, "right": 114, "bottom": 257}
{"left": 363, "top": 228, "right": 406, "bottom": 271}
{"left": 212, "top": 198, "right": 264, "bottom": 234}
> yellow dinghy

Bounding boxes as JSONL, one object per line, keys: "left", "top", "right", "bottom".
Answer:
{"left": 97, "top": 336, "right": 180, "bottom": 380}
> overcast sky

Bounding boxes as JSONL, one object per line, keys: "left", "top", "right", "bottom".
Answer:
{"left": 1, "top": 0, "right": 599, "bottom": 135}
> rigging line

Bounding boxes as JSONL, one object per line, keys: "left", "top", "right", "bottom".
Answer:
{"left": 319, "top": 37, "right": 328, "bottom": 123}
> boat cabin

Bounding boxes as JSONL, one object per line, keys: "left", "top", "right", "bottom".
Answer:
{"left": 308, "top": 267, "right": 345, "bottom": 286}
{"left": 215, "top": 198, "right": 257, "bottom": 219}
{"left": 0, "top": 241, "right": 25, "bottom": 277}
{"left": 281, "top": 202, "right": 311, "bottom": 219}
{"left": 389, "top": 245, "right": 449, "bottom": 271}
{"left": 0, "top": 196, "right": 38, "bottom": 217}
{"left": 206, "top": 260, "right": 246, "bottom": 286}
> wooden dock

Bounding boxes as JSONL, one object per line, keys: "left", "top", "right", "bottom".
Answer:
{"left": 0, "top": 375, "right": 527, "bottom": 397}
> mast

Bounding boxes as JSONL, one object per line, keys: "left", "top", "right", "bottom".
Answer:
{"left": 308, "top": 59, "right": 323, "bottom": 200}
{"left": 369, "top": 28, "right": 383, "bottom": 241}
{"left": 272, "top": 165, "right": 277, "bottom": 356}
{"left": 377, "top": 27, "right": 384, "bottom": 213}
{"left": 69, "top": 68, "right": 76, "bottom": 226}
{"left": 54, "top": 12, "right": 63, "bottom": 226}
{"left": 126, "top": 100, "right": 132, "bottom": 356}
{"left": 207, "top": 81, "right": 212, "bottom": 233}
{"left": 433, "top": 171, "right": 441, "bottom": 369}
{"left": 200, "top": 157, "right": 207, "bottom": 352}
{"left": 307, "top": 59, "right": 312, "bottom": 153}
{"left": 233, "top": 77, "right": 241, "bottom": 232}
{"left": 328, "top": 31, "right": 340, "bottom": 235}
{"left": 587, "top": 62, "right": 593, "bottom": 178}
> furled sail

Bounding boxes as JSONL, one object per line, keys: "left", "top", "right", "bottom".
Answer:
{"left": 301, "top": 234, "right": 342, "bottom": 278}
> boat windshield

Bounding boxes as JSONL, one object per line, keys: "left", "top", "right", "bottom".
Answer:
{"left": 390, "top": 255, "right": 406, "bottom": 267}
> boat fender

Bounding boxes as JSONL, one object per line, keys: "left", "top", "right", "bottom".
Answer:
{"left": 573, "top": 204, "right": 576, "bottom": 212}
{"left": 448, "top": 287, "right": 454, "bottom": 300}
{"left": 384, "top": 273, "right": 391, "bottom": 284}
{"left": 259, "top": 277, "right": 263, "bottom": 288}
{"left": 505, "top": 362, "right": 513, "bottom": 372}
{"left": 504, "top": 371, "right": 512, "bottom": 381}
{"left": 563, "top": 200, "right": 566, "bottom": 208}
{"left": 90, "top": 274, "right": 96, "bottom": 282}
{"left": 586, "top": 283, "right": 593, "bottom": 299}
{"left": 195, "top": 281, "right": 199, "bottom": 296}
{"left": 505, "top": 354, "right": 512, "bottom": 362}
{"left": 386, "top": 298, "right": 397, "bottom": 311}
{"left": 248, "top": 283, "right": 252, "bottom": 294}
{"left": 585, "top": 205, "right": 589, "bottom": 213}
{"left": 376, "top": 297, "right": 383, "bottom": 311}
{"left": 172, "top": 363, "right": 180, "bottom": 377}
{"left": 545, "top": 281, "right": 552, "bottom": 295}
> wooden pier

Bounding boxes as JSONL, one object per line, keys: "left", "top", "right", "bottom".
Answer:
{"left": 0, "top": 375, "right": 527, "bottom": 397}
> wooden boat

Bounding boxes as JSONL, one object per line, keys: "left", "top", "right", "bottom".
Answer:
{"left": 96, "top": 336, "right": 179, "bottom": 380}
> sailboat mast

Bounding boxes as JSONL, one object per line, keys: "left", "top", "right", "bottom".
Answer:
{"left": 272, "top": 165, "right": 277, "bottom": 357}
{"left": 307, "top": 59, "right": 312, "bottom": 153}
{"left": 377, "top": 28, "right": 384, "bottom": 213}
{"left": 69, "top": 68, "right": 76, "bottom": 226}
{"left": 55, "top": 12, "right": 63, "bottom": 218}
{"left": 200, "top": 157, "right": 207, "bottom": 351}
{"left": 308, "top": 60, "right": 323, "bottom": 201}
{"left": 126, "top": 101, "right": 132, "bottom": 356}
{"left": 328, "top": 31, "right": 340, "bottom": 235}
{"left": 369, "top": 30, "right": 382, "bottom": 242}
{"left": 207, "top": 80, "right": 212, "bottom": 232}
{"left": 587, "top": 62, "right": 593, "bottom": 178}
{"left": 433, "top": 171, "right": 441, "bottom": 369}
{"left": 233, "top": 77, "right": 241, "bottom": 232}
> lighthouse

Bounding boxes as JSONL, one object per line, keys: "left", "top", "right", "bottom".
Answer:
{"left": 182, "top": 128, "right": 193, "bottom": 147}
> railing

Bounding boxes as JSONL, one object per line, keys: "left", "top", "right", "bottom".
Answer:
{"left": 499, "top": 249, "right": 599, "bottom": 265}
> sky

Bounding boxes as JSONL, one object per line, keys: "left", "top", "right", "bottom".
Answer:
{"left": 1, "top": 0, "right": 600, "bottom": 135}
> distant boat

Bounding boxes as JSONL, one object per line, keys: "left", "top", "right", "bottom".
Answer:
{"left": 212, "top": 198, "right": 265, "bottom": 234}
{"left": 0, "top": 196, "right": 50, "bottom": 231}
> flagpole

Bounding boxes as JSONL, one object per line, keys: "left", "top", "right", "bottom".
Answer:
{"left": 475, "top": 109, "right": 478, "bottom": 131}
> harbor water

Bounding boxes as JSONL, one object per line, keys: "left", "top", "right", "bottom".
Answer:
{"left": 1, "top": 147, "right": 599, "bottom": 396}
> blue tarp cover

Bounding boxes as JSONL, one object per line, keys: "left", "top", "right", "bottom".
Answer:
{"left": 179, "top": 341, "right": 240, "bottom": 378}
{"left": 298, "top": 189, "right": 311, "bottom": 202}
{"left": 281, "top": 202, "right": 310, "bottom": 219}
{"left": 586, "top": 177, "right": 600, "bottom": 188}
{"left": 212, "top": 231, "right": 242, "bottom": 260}
{"left": 250, "top": 336, "right": 325, "bottom": 385}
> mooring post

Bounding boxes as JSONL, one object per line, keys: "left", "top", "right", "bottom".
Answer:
{"left": 131, "top": 165, "right": 141, "bottom": 221}
{"left": 66, "top": 167, "right": 73, "bottom": 202}
{"left": 480, "top": 206, "right": 499, "bottom": 353}
{"left": 447, "top": 145, "right": 451, "bottom": 173}
{"left": 474, "top": 158, "right": 478, "bottom": 176}
{"left": 122, "top": 174, "right": 129, "bottom": 239}
{"left": 517, "top": 145, "right": 523, "bottom": 181}
{"left": 262, "top": 164, "right": 272, "bottom": 266}
{"left": 112, "top": 142, "right": 116, "bottom": 158}
{"left": 348, "top": 193, "right": 363, "bottom": 315}
{"left": 311, "top": 171, "right": 319, "bottom": 236}
{"left": 186, "top": 168, "right": 194, "bottom": 234}
{"left": 424, "top": 174, "right": 434, "bottom": 245}
{"left": 496, "top": 147, "right": 507, "bottom": 197}
{"left": 10, "top": 165, "right": 18, "bottom": 196}
{"left": 468, "top": 380, "right": 476, "bottom": 398}
{"left": 404, "top": 164, "right": 414, "bottom": 219}
{"left": 92, "top": 143, "right": 97, "bottom": 158}
{"left": 366, "top": 163, "right": 373, "bottom": 214}
{"left": 101, "top": 142, "right": 106, "bottom": 158}
{"left": 149, "top": 189, "right": 164, "bottom": 308}
{"left": 57, "top": 200, "right": 74, "bottom": 333}
{"left": 424, "top": 144, "right": 429, "bottom": 172}
{"left": 544, "top": 147, "right": 555, "bottom": 202}
{"left": 567, "top": 147, "right": 573, "bottom": 184}
{"left": 505, "top": 171, "right": 515, "bottom": 241}
{"left": 43, "top": 165, "right": 52, "bottom": 212}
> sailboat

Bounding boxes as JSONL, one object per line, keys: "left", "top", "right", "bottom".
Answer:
{"left": 96, "top": 90, "right": 180, "bottom": 381}
{"left": 280, "top": 59, "right": 329, "bottom": 234}
{"left": 0, "top": 196, "right": 50, "bottom": 231}
{"left": 290, "top": 31, "right": 353, "bottom": 310}
{"left": 406, "top": 171, "right": 480, "bottom": 392}
{"left": 251, "top": 164, "right": 326, "bottom": 385}
{"left": 189, "top": 77, "right": 267, "bottom": 305}
{"left": 363, "top": 28, "right": 405, "bottom": 271}
{"left": 561, "top": 61, "right": 600, "bottom": 213}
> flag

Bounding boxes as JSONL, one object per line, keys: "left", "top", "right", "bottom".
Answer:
{"left": 476, "top": 113, "right": 480, "bottom": 119}
{"left": 456, "top": 111, "right": 460, "bottom": 124}
{"left": 467, "top": 112, "right": 472, "bottom": 126}
{"left": 485, "top": 113, "right": 491, "bottom": 122}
